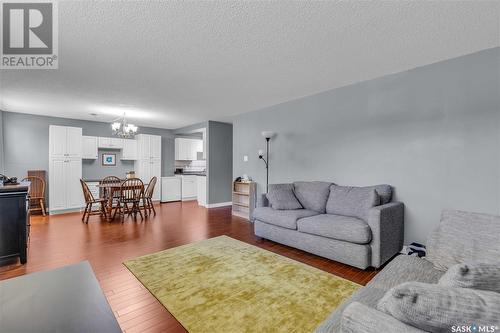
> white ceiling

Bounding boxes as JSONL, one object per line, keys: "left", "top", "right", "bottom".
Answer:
{"left": 1, "top": 1, "right": 499, "bottom": 129}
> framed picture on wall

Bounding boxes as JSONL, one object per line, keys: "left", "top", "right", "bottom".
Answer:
{"left": 102, "top": 153, "right": 116, "bottom": 166}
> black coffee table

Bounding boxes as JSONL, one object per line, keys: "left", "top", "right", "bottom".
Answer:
{"left": 0, "top": 261, "right": 122, "bottom": 332}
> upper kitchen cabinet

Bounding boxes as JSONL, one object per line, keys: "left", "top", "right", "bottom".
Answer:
{"left": 98, "top": 137, "right": 123, "bottom": 149}
{"left": 82, "top": 136, "right": 98, "bottom": 159}
{"left": 175, "top": 138, "right": 203, "bottom": 160}
{"left": 49, "top": 125, "right": 82, "bottom": 158}
{"left": 121, "top": 139, "right": 138, "bottom": 160}
{"left": 136, "top": 134, "right": 161, "bottom": 160}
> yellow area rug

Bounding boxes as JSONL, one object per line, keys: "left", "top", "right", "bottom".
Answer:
{"left": 124, "top": 236, "right": 360, "bottom": 333}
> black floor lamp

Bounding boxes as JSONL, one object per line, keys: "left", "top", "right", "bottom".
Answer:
{"left": 258, "top": 131, "right": 275, "bottom": 193}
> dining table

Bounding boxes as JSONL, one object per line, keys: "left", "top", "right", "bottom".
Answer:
{"left": 96, "top": 182, "right": 147, "bottom": 221}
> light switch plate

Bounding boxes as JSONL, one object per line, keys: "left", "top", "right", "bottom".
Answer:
{"left": 243, "top": 155, "right": 248, "bottom": 162}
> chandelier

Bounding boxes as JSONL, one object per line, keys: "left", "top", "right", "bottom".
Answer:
{"left": 111, "top": 113, "right": 138, "bottom": 138}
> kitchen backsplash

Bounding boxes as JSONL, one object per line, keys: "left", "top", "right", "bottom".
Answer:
{"left": 175, "top": 160, "right": 206, "bottom": 172}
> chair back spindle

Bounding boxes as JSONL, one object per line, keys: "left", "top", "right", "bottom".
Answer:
{"left": 101, "top": 176, "right": 121, "bottom": 198}
{"left": 22, "top": 176, "right": 47, "bottom": 215}
{"left": 120, "top": 178, "right": 144, "bottom": 202}
{"left": 80, "top": 179, "right": 95, "bottom": 204}
{"left": 144, "top": 176, "right": 157, "bottom": 199}
{"left": 22, "top": 176, "right": 45, "bottom": 200}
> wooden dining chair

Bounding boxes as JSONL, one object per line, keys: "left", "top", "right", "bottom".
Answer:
{"left": 113, "top": 178, "right": 144, "bottom": 222}
{"left": 80, "top": 179, "right": 108, "bottom": 223}
{"left": 22, "top": 176, "right": 47, "bottom": 216}
{"left": 142, "top": 176, "right": 157, "bottom": 216}
{"left": 100, "top": 176, "right": 121, "bottom": 200}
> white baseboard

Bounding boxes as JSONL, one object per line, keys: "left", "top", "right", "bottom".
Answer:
{"left": 49, "top": 207, "right": 83, "bottom": 215}
{"left": 206, "top": 201, "right": 232, "bottom": 208}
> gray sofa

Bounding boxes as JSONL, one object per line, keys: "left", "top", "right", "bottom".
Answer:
{"left": 253, "top": 181, "right": 404, "bottom": 269}
{"left": 315, "top": 209, "right": 500, "bottom": 333}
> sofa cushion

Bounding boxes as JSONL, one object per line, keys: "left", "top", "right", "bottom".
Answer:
{"left": 438, "top": 261, "right": 500, "bottom": 293}
{"left": 427, "top": 210, "right": 500, "bottom": 271}
{"left": 297, "top": 214, "right": 371, "bottom": 244}
{"left": 367, "top": 255, "right": 444, "bottom": 290}
{"left": 314, "top": 255, "right": 443, "bottom": 333}
{"left": 340, "top": 302, "right": 425, "bottom": 333}
{"left": 252, "top": 207, "right": 318, "bottom": 230}
{"left": 365, "top": 184, "right": 393, "bottom": 205}
{"left": 377, "top": 282, "right": 500, "bottom": 333}
{"left": 266, "top": 184, "right": 302, "bottom": 210}
{"left": 326, "top": 186, "right": 380, "bottom": 221}
{"left": 293, "top": 181, "right": 331, "bottom": 213}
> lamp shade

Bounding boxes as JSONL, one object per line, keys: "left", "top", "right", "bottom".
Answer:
{"left": 261, "top": 131, "right": 275, "bottom": 139}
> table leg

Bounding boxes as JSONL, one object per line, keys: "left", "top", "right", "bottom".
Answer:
{"left": 106, "top": 194, "right": 113, "bottom": 221}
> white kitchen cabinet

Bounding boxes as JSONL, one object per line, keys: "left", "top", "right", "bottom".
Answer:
{"left": 138, "top": 135, "right": 150, "bottom": 159}
{"left": 49, "top": 125, "right": 82, "bottom": 158}
{"left": 174, "top": 138, "right": 187, "bottom": 160}
{"left": 49, "top": 159, "right": 67, "bottom": 210}
{"left": 49, "top": 125, "right": 83, "bottom": 213}
{"left": 49, "top": 157, "right": 83, "bottom": 212}
{"left": 136, "top": 134, "right": 161, "bottom": 160}
{"left": 135, "top": 134, "right": 162, "bottom": 201}
{"left": 150, "top": 160, "right": 161, "bottom": 200}
{"left": 82, "top": 136, "right": 98, "bottom": 159}
{"left": 137, "top": 159, "right": 152, "bottom": 181}
{"left": 121, "top": 139, "right": 138, "bottom": 160}
{"left": 97, "top": 137, "right": 110, "bottom": 148}
{"left": 98, "top": 137, "right": 123, "bottom": 149}
{"left": 66, "top": 127, "right": 83, "bottom": 158}
{"left": 66, "top": 159, "right": 84, "bottom": 208}
{"left": 181, "top": 175, "right": 197, "bottom": 200}
{"left": 161, "top": 177, "right": 181, "bottom": 202}
{"left": 175, "top": 138, "right": 203, "bottom": 161}
{"left": 150, "top": 135, "right": 161, "bottom": 159}
{"left": 135, "top": 159, "right": 161, "bottom": 201}
{"left": 196, "top": 176, "right": 207, "bottom": 206}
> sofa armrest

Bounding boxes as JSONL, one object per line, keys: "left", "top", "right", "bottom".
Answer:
{"left": 368, "top": 202, "right": 404, "bottom": 268}
{"left": 257, "top": 193, "right": 269, "bottom": 208}
{"left": 340, "top": 302, "right": 424, "bottom": 333}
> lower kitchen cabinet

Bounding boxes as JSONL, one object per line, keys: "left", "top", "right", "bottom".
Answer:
{"left": 196, "top": 176, "right": 207, "bottom": 206}
{"left": 181, "top": 175, "right": 197, "bottom": 200}
{"left": 161, "top": 177, "right": 181, "bottom": 202}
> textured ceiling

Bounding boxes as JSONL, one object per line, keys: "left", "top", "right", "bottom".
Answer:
{"left": 1, "top": 1, "right": 499, "bottom": 129}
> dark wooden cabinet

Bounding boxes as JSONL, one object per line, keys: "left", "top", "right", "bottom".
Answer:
{"left": 0, "top": 184, "right": 29, "bottom": 264}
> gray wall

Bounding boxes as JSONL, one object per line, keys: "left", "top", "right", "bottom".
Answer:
{"left": 233, "top": 47, "right": 500, "bottom": 244}
{"left": 1, "top": 112, "right": 176, "bottom": 181}
{"left": 174, "top": 120, "right": 233, "bottom": 205}
{"left": 208, "top": 121, "right": 233, "bottom": 204}
{"left": 1, "top": 112, "right": 235, "bottom": 206}
{"left": 173, "top": 121, "right": 208, "bottom": 135}
{"left": 82, "top": 150, "right": 135, "bottom": 180}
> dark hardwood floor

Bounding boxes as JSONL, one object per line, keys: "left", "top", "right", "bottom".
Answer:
{"left": 0, "top": 201, "right": 378, "bottom": 333}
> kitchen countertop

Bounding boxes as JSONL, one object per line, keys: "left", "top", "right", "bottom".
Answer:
{"left": 174, "top": 173, "right": 206, "bottom": 177}
{"left": 0, "top": 182, "right": 30, "bottom": 194}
